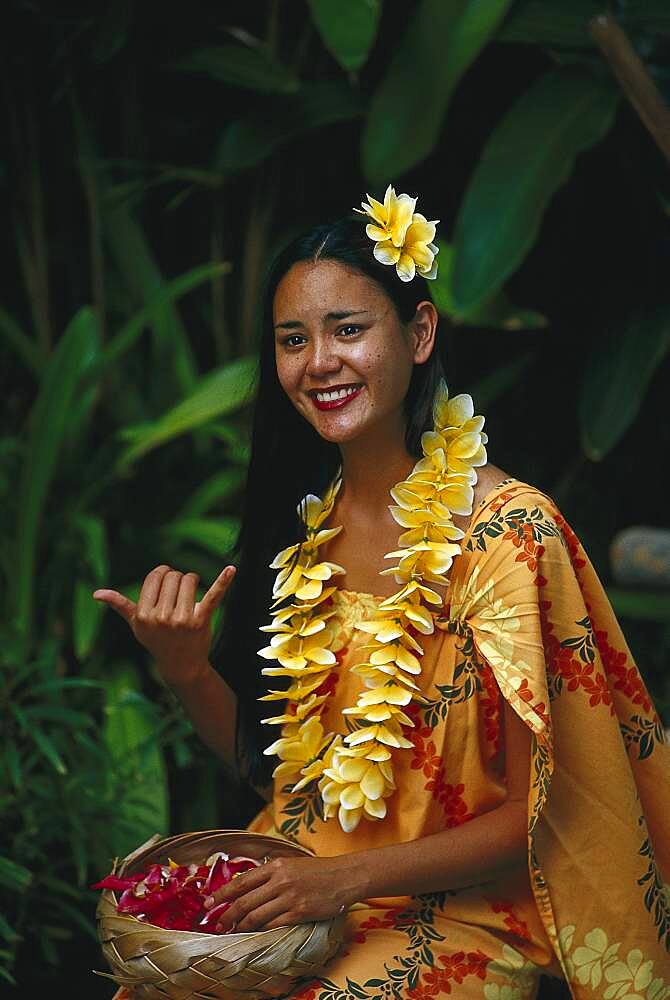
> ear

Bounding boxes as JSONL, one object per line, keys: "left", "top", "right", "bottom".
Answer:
{"left": 410, "top": 300, "right": 438, "bottom": 364}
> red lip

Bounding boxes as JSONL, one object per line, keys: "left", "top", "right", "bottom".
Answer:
{"left": 310, "top": 385, "right": 364, "bottom": 411}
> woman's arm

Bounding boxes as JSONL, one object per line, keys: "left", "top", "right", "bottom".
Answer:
{"left": 347, "top": 698, "right": 532, "bottom": 898}
{"left": 94, "top": 565, "right": 273, "bottom": 804}
{"left": 168, "top": 664, "right": 273, "bottom": 804}
{"left": 167, "top": 663, "right": 239, "bottom": 775}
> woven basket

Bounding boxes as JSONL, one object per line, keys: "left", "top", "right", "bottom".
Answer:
{"left": 93, "top": 829, "right": 346, "bottom": 999}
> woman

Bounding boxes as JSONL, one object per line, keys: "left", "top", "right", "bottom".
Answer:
{"left": 95, "top": 186, "right": 670, "bottom": 999}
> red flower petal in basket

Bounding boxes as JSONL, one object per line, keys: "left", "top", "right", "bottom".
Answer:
{"left": 90, "top": 874, "right": 142, "bottom": 891}
{"left": 197, "top": 900, "right": 233, "bottom": 933}
{"left": 229, "top": 858, "right": 259, "bottom": 874}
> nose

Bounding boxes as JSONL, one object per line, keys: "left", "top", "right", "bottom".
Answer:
{"left": 305, "top": 335, "right": 342, "bottom": 378}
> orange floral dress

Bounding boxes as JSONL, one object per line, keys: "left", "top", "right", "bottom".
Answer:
{"left": 244, "top": 478, "right": 670, "bottom": 999}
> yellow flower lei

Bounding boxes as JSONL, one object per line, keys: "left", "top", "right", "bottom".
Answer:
{"left": 257, "top": 380, "right": 488, "bottom": 833}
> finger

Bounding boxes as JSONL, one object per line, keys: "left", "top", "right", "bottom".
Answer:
{"left": 92, "top": 590, "right": 137, "bottom": 624}
{"left": 154, "top": 570, "right": 182, "bottom": 618}
{"left": 226, "top": 900, "right": 292, "bottom": 934}
{"left": 205, "top": 862, "right": 270, "bottom": 909}
{"left": 197, "top": 565, "right": 236, "bottom": 620}
{"left": 137, "top": 565, "right": 173, "bottom": 617}
{"left": 175, "top": 572, "right": 200, "bottom": 617}
{"left": 242, "top": 906, "right": 296, "bottom": 932}
{"left": 215, "top": 883, "right": 277, "bottom": 933}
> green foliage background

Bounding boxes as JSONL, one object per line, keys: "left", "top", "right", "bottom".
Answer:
{"left": 1, "top": 1, "right": 669, "bottom": 993}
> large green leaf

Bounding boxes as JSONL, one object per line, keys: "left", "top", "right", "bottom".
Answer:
{"left": 173, "top": 44, "right": 298, "bottom": 94}
{"left": 430, "top": 240, "right": 546, "bottom": 329}
{"left": 116, "top": 355, "right": 258, "bottom": 468}
{"left": 102, "top": 198, "right": 198, "bottom": 403}
{"left": 451, "top": 67, "right": 619, "bottom": 313}
{"left": 214, "top": 81, "right": 365, "bottom": 173}
{"left": 180, "top": 468, "right": 247, "bottom": 518}
{"left": 89, "top": 261, "right": 231, "bottom": 378}
{"left": 102, "top": 664, "right": 169, "bottom": 857}
{"left": 73, "top": 531, "right": 105, "bottom": 655}
{"left": 73, "top": 578, "right": 105, "bottom": 660}
{"left": 362, "top": 0, "right": 515, "bottom": 183}
{"left": 469, "top": 351, "right": 538, "bottom": 410}
{"left": 308, "top": 0, "right": 381, "bottom": 72}
{"left": 0, "top": 858, "right": 32, "bottom": 893}
{"left": 579, "top": 304, "right": 670, "bottom": 461}
{"left": 161, "top": 517, "right": 240, "bottom": 558}
{"left": 29, "top": 727, "right": 68, "bottom": 776}
{"left": 14, "top": 308, "right": 99, "bottom": 635}
{"left": 72, "top": 514, "right": 109, "bottom": 582}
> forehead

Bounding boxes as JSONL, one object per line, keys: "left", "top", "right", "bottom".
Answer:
{"left": 273, "top": 259, "right": 385, "bottom": 321}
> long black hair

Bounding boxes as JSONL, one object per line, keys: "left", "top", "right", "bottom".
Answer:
{"left": 210, "top": 213, "right": 446, "bottom": 790}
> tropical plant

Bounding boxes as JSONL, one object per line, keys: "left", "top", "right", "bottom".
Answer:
{"left": 2, "top": 0, "right": 669, "bottom": 991}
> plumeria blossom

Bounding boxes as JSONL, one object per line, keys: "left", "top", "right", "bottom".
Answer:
{"left": 262, "top": 714, "right": 333, "bottom": 782}
{"left": 258, "top": 378, "right": 487, "bottom": 832}
{"left": 318, "top": 736, "right": 396, "bottom": 832}
{"left": 353, "top": 183, "right": 439, "bottom": 282}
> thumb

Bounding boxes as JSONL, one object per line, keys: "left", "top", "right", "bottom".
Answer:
{"left": 92, "top": 589, "right": 136, "bottom": 625}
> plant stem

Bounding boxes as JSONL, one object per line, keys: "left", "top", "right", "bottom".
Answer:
{"left": 589, "top": 13, "right": 670, "bottom": 164}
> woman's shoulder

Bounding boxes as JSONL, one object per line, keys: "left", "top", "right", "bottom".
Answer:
{"left": 463, "top": 468, "right": 582, "bottom": 570}
{"left": 473, "top": 465, "right": 560, "bottom": 519}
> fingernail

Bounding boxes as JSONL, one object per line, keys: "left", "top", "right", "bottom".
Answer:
{"left": 204, "top": 896, "right": 214, "bottom": 908}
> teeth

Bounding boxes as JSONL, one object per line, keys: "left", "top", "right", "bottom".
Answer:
{"left": 315, "top": 385, "right": 362, "bottom": 402}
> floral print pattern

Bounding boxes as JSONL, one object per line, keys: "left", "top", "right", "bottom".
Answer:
{"left": 244, "top": 481, "right": 670, "bottom": 999}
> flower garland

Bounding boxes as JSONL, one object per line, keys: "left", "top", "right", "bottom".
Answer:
{"left": 257, "top": 381, "right": 488, "bottom": 833}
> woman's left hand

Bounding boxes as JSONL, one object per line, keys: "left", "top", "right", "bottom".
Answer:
{"left": 202, "top": 854, "right": 359, "bottom": 932}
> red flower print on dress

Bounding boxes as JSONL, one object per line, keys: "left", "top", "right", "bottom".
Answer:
{"left": 502, "top": 521, "right": 548, "bottom": 585}
{"left": 479, "top": 662, "right": 501, "bottom": 755}
{"left": 596, "top": 629, "right": 653, "bottom": 715}
{"left": 503, "top": 523, "right": 545, "bottom": 570}
{"left": 514, "top": 678, "right": 550, "bottom": 728}
{"left": 489, "top": 490, "right": 518, "bottom": 514}
{"left": 489, "top": 899, "right": 532, "bottom": 941}
{"left": 554, "top": 513, "right": 587, "bottom": 571}
{"left": 350, "top": 908, "right": 406, "bottom": 944}
{"left": 289, "top": 980, "right": 320, "bottom": 1000}
{"left": 541, "top": 605, "right": 613, "bottom": 712}
{"left": 404, "top": 704, "right": 475, "bottom": 826}
{"left": 406, "top": 949, "right": 489, "bottom": 999}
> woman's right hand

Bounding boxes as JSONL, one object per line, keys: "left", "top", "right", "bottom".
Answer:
{"left": 92, "top": 564, "right": 236, "bottom": 688}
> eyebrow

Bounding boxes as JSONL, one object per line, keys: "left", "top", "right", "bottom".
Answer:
{"left": 274, "top": 309, "right": 371, "bottom": 331}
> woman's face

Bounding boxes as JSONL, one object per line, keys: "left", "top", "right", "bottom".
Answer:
{"left": 273, "top": 259, "right": 435, "bottom": 446}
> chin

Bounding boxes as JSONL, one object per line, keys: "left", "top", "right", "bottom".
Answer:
{"left": 310, "top": 416, "right": 377, "bottom": 445}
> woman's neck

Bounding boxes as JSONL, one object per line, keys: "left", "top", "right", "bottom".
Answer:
{"left": 337, "top": 429, "right": 415, "bottom": 517}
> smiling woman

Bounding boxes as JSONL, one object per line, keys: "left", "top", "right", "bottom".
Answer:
{"left": 107, "top": 192, "right": 670, "bottom": 1000}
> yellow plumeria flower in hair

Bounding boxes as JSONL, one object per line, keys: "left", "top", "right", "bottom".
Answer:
{"left": 353, "top": 183, "right": 440, "bottom": 283}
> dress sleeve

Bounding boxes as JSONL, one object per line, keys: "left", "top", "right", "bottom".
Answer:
{"left": 439, "top": 486, "right": 670, "bottom": 990}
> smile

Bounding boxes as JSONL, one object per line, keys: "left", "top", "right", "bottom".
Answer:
{"left": 309, "top": 383, "right": 364, "bottom": 410}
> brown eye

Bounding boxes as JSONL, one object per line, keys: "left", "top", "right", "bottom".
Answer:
{"left": 281, "top": 335, "right": 306, "bottom": 347}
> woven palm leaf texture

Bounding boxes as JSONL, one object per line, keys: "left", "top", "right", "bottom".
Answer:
{"left": 94, "top": 829, "right": 346, "bottom": 999}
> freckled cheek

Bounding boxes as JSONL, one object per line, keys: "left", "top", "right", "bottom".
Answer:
{"left": 275, "top": 358, "right": 302, "bottom": 398}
